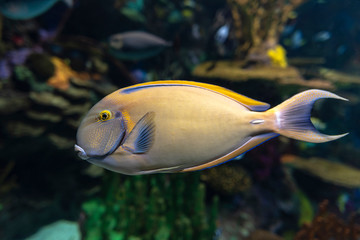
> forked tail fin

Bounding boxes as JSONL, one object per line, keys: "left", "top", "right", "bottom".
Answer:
{"left": 270, "top": 89, "right": 348, "bottom": 143}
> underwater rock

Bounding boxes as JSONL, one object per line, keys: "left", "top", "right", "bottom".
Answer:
{"left": 288, "top": 58, "right": 326, "bottom": 66}
{"left": 29, "top": 92, "right": 70, "bottom": 110}
{"left": 69, "top": 77, "right": 94, "bottom": 89}
{"left": 318, "top": 68, "right": 360, "bottom": 86}
{"left": 55, "top": 86, "right": 91, "bottom": 103}
{"left": 6, "top": 121, "right": 46, "bottom": 137}
{"left": 26, "top": 110, "right": 62, "bottom": 123}
{"left": 294, "top": 200, "right": 360, "bottom": 240}
{"left": 69, "top": 77, "right": 117, "bottom": 97}
{"left": 282, "top": 155, "right": 360, "bottom": 188}
{"left": 245, "top": 230, "right": 283, "bottom": 240}
{"left": 26, "top": 220, "right": 80, "bottom": 240}
{"left": 193, "top": 61, "right": 335, "bottom": 90}
{"left": 0, "top": 91, "right": 29, "bottom": 114}
{"left": 109, "top": 31, "right": 171, "bottom": 61}
{"left": 201, "top": 164, "right": 252, "bottom": 195}
{"left": 26, "top": 53, "right": 55, "bottom": 81}
{"left": 218, "top": 208, "right": 256, "bottom": 240}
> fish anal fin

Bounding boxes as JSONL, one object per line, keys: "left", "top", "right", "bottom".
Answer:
{"left": 121, "top": 80, "right": 270, "bottom": 111}
{"left": 122, "top": 112, "right": 155, "bottom": 154}
{"left": 180, "top": 133, "right": 278, "bottom": 172}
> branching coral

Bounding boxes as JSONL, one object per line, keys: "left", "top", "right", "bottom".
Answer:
{"left": 295, "top": 200, "right": 360, "bottom": 240}
{"left": 227, "top": 0, "right": 307, "bottom": 65}
{"left": 82, "top": 172, "right": 219, "bottom": 240}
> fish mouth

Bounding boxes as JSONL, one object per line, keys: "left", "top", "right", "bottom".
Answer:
{"left": 74, "top": 144, "right": 90, "bottom": 160}
{"left": 74, "top": 130, "right": 126, "bottom": 161}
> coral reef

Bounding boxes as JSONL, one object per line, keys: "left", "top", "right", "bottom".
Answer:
{"left": 315, "top": 68, "right": 360, "bottom": 87}
{"left": 295, "top": 200, "right": 360, "bottom": 240}
{"left": 1, "top": 75, "right": 117, "bottom": 149}
{"left": 226, "top": 0, "right": 308, "bottom": 64}
{"left": 81, "top": 172, "right": 219, "bottom": 240}
{"left": 201, "top": 163, "right": 252, "bottom": 195}
{"left": 192, "top": 60, "right": 335, "bottom": 90}
{"left": 218, "top": 208, "right": 256, "bottom": 240}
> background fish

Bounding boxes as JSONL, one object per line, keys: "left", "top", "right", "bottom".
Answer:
{"left": 0, "top": 0, "right": 73, "bottom": 20}
{"left": 109, "top": 31, "right": 171, "bottom": 61}
{"left": 75, "top": 81, "right": 347, "bottom": 175}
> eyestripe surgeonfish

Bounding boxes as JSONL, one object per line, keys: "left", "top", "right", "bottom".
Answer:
{"left": 75, "top": 81, "right": 348, "bottom": 175}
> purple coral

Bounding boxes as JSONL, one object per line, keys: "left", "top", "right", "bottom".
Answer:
{"left": 7, "top": 47, "right": 43, "bottom": 65}
{"left": 0, "top": 59, "right": 11, "bottom": 79}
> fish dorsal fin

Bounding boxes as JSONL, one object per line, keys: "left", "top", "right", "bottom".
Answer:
{"left": 122, "top": 112, "right": 155, "bottom": 154}
{"left": 180, "top": 133, "right": 278, "bottom": 172}
{"left": 121, "top": 80, "right": 270, "bottom": 111}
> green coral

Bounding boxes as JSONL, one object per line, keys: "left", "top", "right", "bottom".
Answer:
{"left": 296, "top": 190, "right": 314, "bottom": 227}
{"left": 82, "top": 172, "right": 219, "bottom": 240}
{"left": 13, "top": 65, "right": 52, "bottom": 92}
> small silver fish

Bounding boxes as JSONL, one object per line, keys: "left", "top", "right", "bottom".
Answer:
{"left": 75, "top": 81, "right": 348, "bottom": 175}
{"left": 215, "top": 23, "right": 230, "bottom": 44}
{"left": 313, "top": 31, "right": 332, "bottom": 42}
{"left": 109, "top": 31, "right": 171, "bottom": 50}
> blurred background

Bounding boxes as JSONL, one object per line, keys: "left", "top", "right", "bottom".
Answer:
{"left": 0, "top": 0, "right": 360, "bottom": 239}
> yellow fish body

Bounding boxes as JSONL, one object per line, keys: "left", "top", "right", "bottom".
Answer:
{"left": 75, "top": 81, "right": 347, "bottom": 175}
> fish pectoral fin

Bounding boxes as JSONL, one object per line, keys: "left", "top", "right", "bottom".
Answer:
{"left": 180, "top": 133, "right": 279, "bottom": 172}
{"left": 122, "top": 112, "right": 155, "bottom": 154}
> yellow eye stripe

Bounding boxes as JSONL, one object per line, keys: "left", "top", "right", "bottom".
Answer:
{"left": 98, "top": 110, "right": 112, "bottom": 122}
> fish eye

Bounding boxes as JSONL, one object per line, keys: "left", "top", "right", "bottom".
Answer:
{"left": 98, "top": 110, "right": 112, "bottom": 122}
